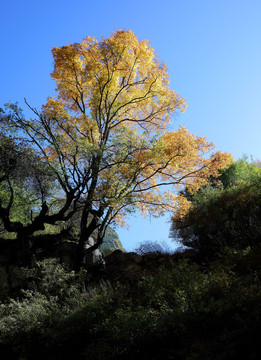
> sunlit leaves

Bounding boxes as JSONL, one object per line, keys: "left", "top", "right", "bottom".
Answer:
{"left": 41, "top": 30, "right": 231, "bottom": 227}
{"left": 49, "top": 30, "right": 186, "bottom": 135}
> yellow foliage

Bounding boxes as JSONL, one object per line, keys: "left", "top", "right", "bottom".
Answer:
{"left": 48, "top": 30, "right": 186, "bottom": 136}
{"left": 41, "top": 30, "right": 231, "bottom": 225}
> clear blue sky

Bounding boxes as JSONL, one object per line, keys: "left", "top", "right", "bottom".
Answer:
{"left": 1, "top": 0, "right": 261, "bottom": 251}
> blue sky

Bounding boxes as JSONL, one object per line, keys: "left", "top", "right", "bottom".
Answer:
{"left": 1, "top": 0, "right": 261, "bottom": 251}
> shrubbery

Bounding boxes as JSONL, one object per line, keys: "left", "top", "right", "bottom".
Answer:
{"left": 1, "top": 250, "right": 261, "bottom": 359}
{"left": 1, "top": 159, "right": 261, "bottom": 359}
{"left": 171, "top": 158, "right": 261, "bottom": 255}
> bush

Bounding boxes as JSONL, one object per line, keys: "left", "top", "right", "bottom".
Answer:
{"left": 171, "top": 159, "right": 261, "bottom": 255}
{"left": 1, "top": 253, "right": 261, "bottom": 359}
{"left": 134, "top": 240, "right": 174, "bottom": 255}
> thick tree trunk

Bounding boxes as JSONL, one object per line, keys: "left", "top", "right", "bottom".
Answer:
{"left": 75, "top": 207, "right": 105, "bottom": 270}
{"left": 75, "top": 213, "right": 98, "bottom": 270}
{"left": 75, "top": 156, "right": 102, "bottom": 270}
{"left": 17, "top": 231, "right": 31, "bottom": 267}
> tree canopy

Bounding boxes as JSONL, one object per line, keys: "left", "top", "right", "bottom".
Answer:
{"left": 171, "top": 158, "right": 261, "bottom": 254}
{"left": 1, "top": 30, "right": 231, "bottom": 267}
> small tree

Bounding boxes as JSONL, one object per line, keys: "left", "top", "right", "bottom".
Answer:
{"left": 135, "top": 240, "right": 174, "bottom": 255}
{"left": 3, "top": 30, "right": 231, "bottom": 268}
{"left": 170, "top": 159, "right": 261, "bottom": 254}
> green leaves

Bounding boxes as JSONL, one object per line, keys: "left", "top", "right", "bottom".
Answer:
{"left": 172, "top": 158, "right": 261, "bottom": 253}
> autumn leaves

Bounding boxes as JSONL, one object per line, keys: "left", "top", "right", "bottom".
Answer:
{"left": 42, "top": 30, "right": 231, "bottom": 226}
{"left": 0, "top": 30, "right": 231, "bottom": 266}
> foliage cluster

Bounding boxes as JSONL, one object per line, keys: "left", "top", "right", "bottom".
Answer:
{"left": 1, "top": 247, "right": 261, "bottom": 359}
{"left": 171, "top": 158, "right": 261, "bottom": 255}
{"left": 134, "top": 240, "right": 174, "bottom": 255}
{"left": 99, "top": 226, "right": 125, "bottom": 255}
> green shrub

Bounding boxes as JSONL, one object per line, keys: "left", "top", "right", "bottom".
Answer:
{"left": 171, "top": 159, "right": 261, "bottom": 255}
{"left": 1, "top": 255, "right": 261, "bottom": 359}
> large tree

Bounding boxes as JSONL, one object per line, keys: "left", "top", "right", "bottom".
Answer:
{"left": 2, "top": 30, "right": 231, "bottom": 267}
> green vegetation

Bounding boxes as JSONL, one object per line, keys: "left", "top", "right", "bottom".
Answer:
{"left": 100, "top": 227, "right": 125, "bottom": 255}
{"left": 0, "top": 30, "right": 260, "bottom": 358}
{"left": 171, "top": 158, "right": 261, "bottom": 256}
{"left": 1, "top": 248, "right": 261, "bottom": 359}
{"left": 1, "top": 130, "right": 261, "bottom": 359}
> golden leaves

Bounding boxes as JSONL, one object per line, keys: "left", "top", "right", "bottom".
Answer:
{"left": 41, "top": 30, "right": 232, "bottom": 226}
{"left": 42, "top": 98, "right": 70, "bottom": 120}
{"left": 47, "top": 30, "right": 186, "bottom": 135}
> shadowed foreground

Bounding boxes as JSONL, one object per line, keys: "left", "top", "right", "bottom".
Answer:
{"left": 1, "top": 244, "right": 261, "bottom": 360}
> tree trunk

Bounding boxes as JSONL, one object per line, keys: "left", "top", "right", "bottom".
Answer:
{"left": 75, "top": 211, "right": 100, "bottom": 270}
{"left": 17, "top": 230, "right": 31, "bottom": 267}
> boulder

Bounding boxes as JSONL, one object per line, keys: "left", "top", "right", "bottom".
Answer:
{"left": 83, "top": 237, "right": 105, "bottom": 267}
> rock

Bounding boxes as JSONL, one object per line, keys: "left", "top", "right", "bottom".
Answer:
{"left": 83, "top": 237, "right": 105, "bottom": 267}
